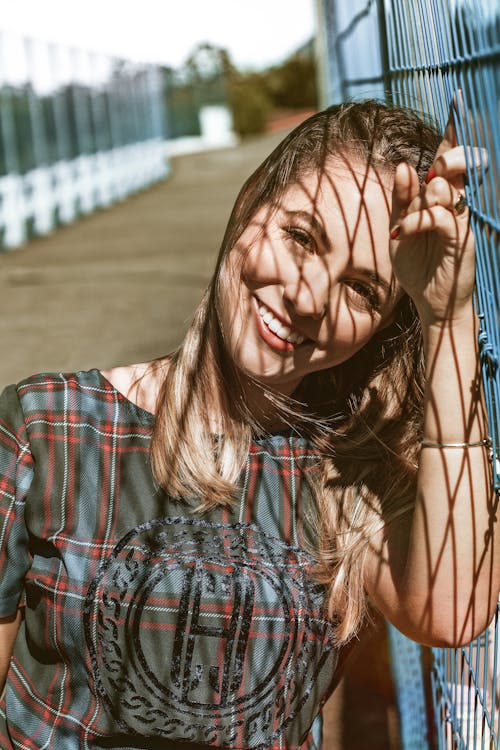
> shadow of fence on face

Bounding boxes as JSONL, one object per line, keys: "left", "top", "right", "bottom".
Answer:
{"left": 317, "top": 0, "right": 500, "bottom": 746}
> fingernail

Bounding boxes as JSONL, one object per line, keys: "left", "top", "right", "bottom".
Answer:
{"left": 425, "top": 166, "right": 437, "bottom": 184}
{"left": 390, "top": 226, "right": 400, "bottom": 240}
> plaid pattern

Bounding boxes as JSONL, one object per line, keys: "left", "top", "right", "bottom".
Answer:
{"left": 0, "top": 370, "right": 337, "bottom": 749}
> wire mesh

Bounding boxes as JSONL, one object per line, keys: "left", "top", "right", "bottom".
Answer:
{"left": 384, "top": 0, "right": 500, "bottom": 485}
{"left": 318, "top": 0, "right": 500, "bottom": 746}
{"left": 387, "top": 624, "right": 430, "bottom": 748}
{"left": 383, "top": 0, "right": 500, "bottom": 746}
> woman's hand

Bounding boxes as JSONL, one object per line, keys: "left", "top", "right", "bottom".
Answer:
{"left": 389, "top": 96, "right": 487, "bottom": 327}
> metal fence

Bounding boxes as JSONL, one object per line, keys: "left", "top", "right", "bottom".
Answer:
{"left": 0, "top": 30, "right": 169, "bottom": 250}
{"left": 317, "top": 0, "right": 500, "bottom": 746}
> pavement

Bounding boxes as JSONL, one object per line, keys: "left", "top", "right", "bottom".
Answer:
{"left": 0, "top": 133, "right": 400, "bottom": 748}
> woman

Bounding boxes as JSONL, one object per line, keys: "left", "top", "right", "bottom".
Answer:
{"left": 0, "top": 99, "right": 497, "bottom": 749}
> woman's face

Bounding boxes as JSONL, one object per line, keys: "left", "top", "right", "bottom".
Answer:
{"left": 219, "top": 156, "right": 401, "bottom": 398}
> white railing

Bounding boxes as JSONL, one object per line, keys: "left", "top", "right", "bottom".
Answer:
{"left": 0, "top": 31, "right": 169, "bottom": 249}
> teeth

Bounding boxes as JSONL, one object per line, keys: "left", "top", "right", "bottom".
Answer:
{"left": 268, "top": 318, "right": 281, "bottom": 334}
{"left": 277, "top": 324, "right": 291, "bottom": 338}
{"left": 257, "top": 301, "right": 305, "bottom": 345}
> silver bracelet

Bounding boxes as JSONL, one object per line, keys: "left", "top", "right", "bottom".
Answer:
{"left": 421, "top": 437, "right": 491, "bottom": 448}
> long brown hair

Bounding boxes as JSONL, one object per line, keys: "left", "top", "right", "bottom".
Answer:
{"left": 150, "top": 100, "right": 441, "bottom": 643}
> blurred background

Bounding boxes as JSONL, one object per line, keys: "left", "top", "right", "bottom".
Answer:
{"left": 0, "top": 0, "right": 319, "bottom": 252}
{"left": 0, "top": 2, "right": 498, "bottom": 748}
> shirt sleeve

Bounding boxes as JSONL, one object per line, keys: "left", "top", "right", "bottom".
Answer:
{"left": 0, "top": 384, "right": 33, "bottom": 617}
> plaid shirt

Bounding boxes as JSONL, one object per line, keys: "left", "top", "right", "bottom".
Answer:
{"left": 0, "top": 370, "right": 337, "bottom": 749}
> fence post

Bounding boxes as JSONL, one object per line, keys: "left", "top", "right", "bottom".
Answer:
{"left": 387, "top": 624, "right": 429, "bottom": 748}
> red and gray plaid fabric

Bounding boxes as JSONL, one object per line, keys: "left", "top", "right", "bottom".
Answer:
{"left": 0, "top": 370, "right": 337, "bottom": 749}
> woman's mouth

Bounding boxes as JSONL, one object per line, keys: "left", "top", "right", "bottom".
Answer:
{"left": 254, "top": 298, "right": 308, "bottom": 352}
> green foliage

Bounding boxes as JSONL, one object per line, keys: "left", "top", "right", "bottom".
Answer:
{"left": 228, "top": 76, "right": 273, "bottom": 137}
{"left": 164, "top": 40, "right": 318, "bottom": 140}
{"left": 164, "top": 44, "right": 232, "bottom": 138}
{"left": 178, "top": 43, "right": 232, "bottom": 107}
{"left": 262, "top": 56, "right": 318, "bottom": 109}
{"left": 228, "top": 53, "right": 317, "bottom": 137}
{"left": 184, "top": 43, "right": 233, "bottom": 87}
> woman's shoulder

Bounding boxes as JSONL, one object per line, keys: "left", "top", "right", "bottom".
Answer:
{"left": 6, "top": 369, "right": 109, "bottom": 416}
{"left": 0, "top": 370, "right": 102, "bottom": 439}
{"left": 100, "top": 360, "right": 167, "bottom": 416}
{"left": 13, "top": 368, "right": 102, "bottom": 396}
{"left": 1, "top": 365, "right": 155, "bottom": 423}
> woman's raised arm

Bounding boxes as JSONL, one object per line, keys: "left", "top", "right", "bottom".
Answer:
{"left": 365, "top": 104, "right": 500, "bottom": 647}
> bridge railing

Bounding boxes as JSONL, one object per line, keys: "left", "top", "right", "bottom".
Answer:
{"left": 0, "top": 30, "right": 169, "bottom": 250}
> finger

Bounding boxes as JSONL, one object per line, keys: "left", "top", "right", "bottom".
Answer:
{"left": 426, "top": 146, "right": 489, "bottom": 183}
{"left": 432, "top": 90, "right": 468, "bottom": 163}
{"left": 398, "top": 205, "right": 469, "bottom": 241}
{"left": 432, "top": 94, "right": 461, "bottom": 164}
{"left": 408, "top": 177, "right": 458, "bottom": 214}
{"left": 391, "top": 162, "right": 420, "bottom": 229}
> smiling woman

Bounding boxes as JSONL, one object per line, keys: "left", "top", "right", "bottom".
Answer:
{"left": 218, "top": 160, "right": 397, "bottom": 397}
{"left": 0, "top": 99, "right": 497, "bottom": 750}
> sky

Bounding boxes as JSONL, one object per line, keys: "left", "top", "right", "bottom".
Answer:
{"left": 0, "top": 0, "right": 317, "bottom": 71}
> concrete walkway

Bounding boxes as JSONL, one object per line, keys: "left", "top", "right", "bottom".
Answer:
{"left": 0, "top": 135, "right": 399, "bottom": 749}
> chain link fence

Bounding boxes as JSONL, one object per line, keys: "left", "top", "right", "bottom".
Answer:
{"left": 316, "top": 0, "right": 500, "bottom": 746}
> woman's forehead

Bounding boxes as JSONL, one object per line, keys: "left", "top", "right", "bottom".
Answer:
{"left": 277, "top": 160, "right": 394, "bottom": 231}
{"left": 290, "top": 156, "right": 393, "bottom": 201}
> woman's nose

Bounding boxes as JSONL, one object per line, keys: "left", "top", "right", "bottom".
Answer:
{"left": 282, "top": 268, "right": 331, "bottom": 319}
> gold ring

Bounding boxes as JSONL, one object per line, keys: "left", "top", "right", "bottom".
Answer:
{"left": 454, "top": 192, "right": 467, "bottom": 215}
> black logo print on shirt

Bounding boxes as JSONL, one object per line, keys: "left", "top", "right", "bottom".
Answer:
{"left": 84, "top": 517, "right": 336, "bottom": 748}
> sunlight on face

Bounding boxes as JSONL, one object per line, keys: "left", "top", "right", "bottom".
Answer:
{"left": 218, "top": 155, "right": 400, "bottom": 398}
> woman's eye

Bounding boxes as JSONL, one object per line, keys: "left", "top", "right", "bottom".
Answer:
{"left": 283, "top": 226, "right": 316, "bottom": 253}
{"left": 346, "top": 281, "right": 381, "bottom": 312}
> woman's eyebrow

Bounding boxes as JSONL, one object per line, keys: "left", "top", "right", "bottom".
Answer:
{"left": 282, "top": 210, "right": 330, "bottom": 248}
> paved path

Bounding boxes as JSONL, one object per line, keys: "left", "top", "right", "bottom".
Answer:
{"left": 0, "top": 135, "right": 399, "bottom": 748}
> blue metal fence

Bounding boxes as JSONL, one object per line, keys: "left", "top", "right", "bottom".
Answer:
{"left": 387, "top": 625, "right": 430, "bottom": 748}
{"left": 317, "top": 0, "right": 500, "bottom": 746}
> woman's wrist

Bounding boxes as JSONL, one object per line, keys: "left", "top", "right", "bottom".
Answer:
{"left": 418, "top": 298, "right": 478, "bottom": 352}
{"left": 416, "top": 297, "right": 476, "bottom": 333}
{"left": 419, "top": 296, "right": 487, "bottom": 445}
